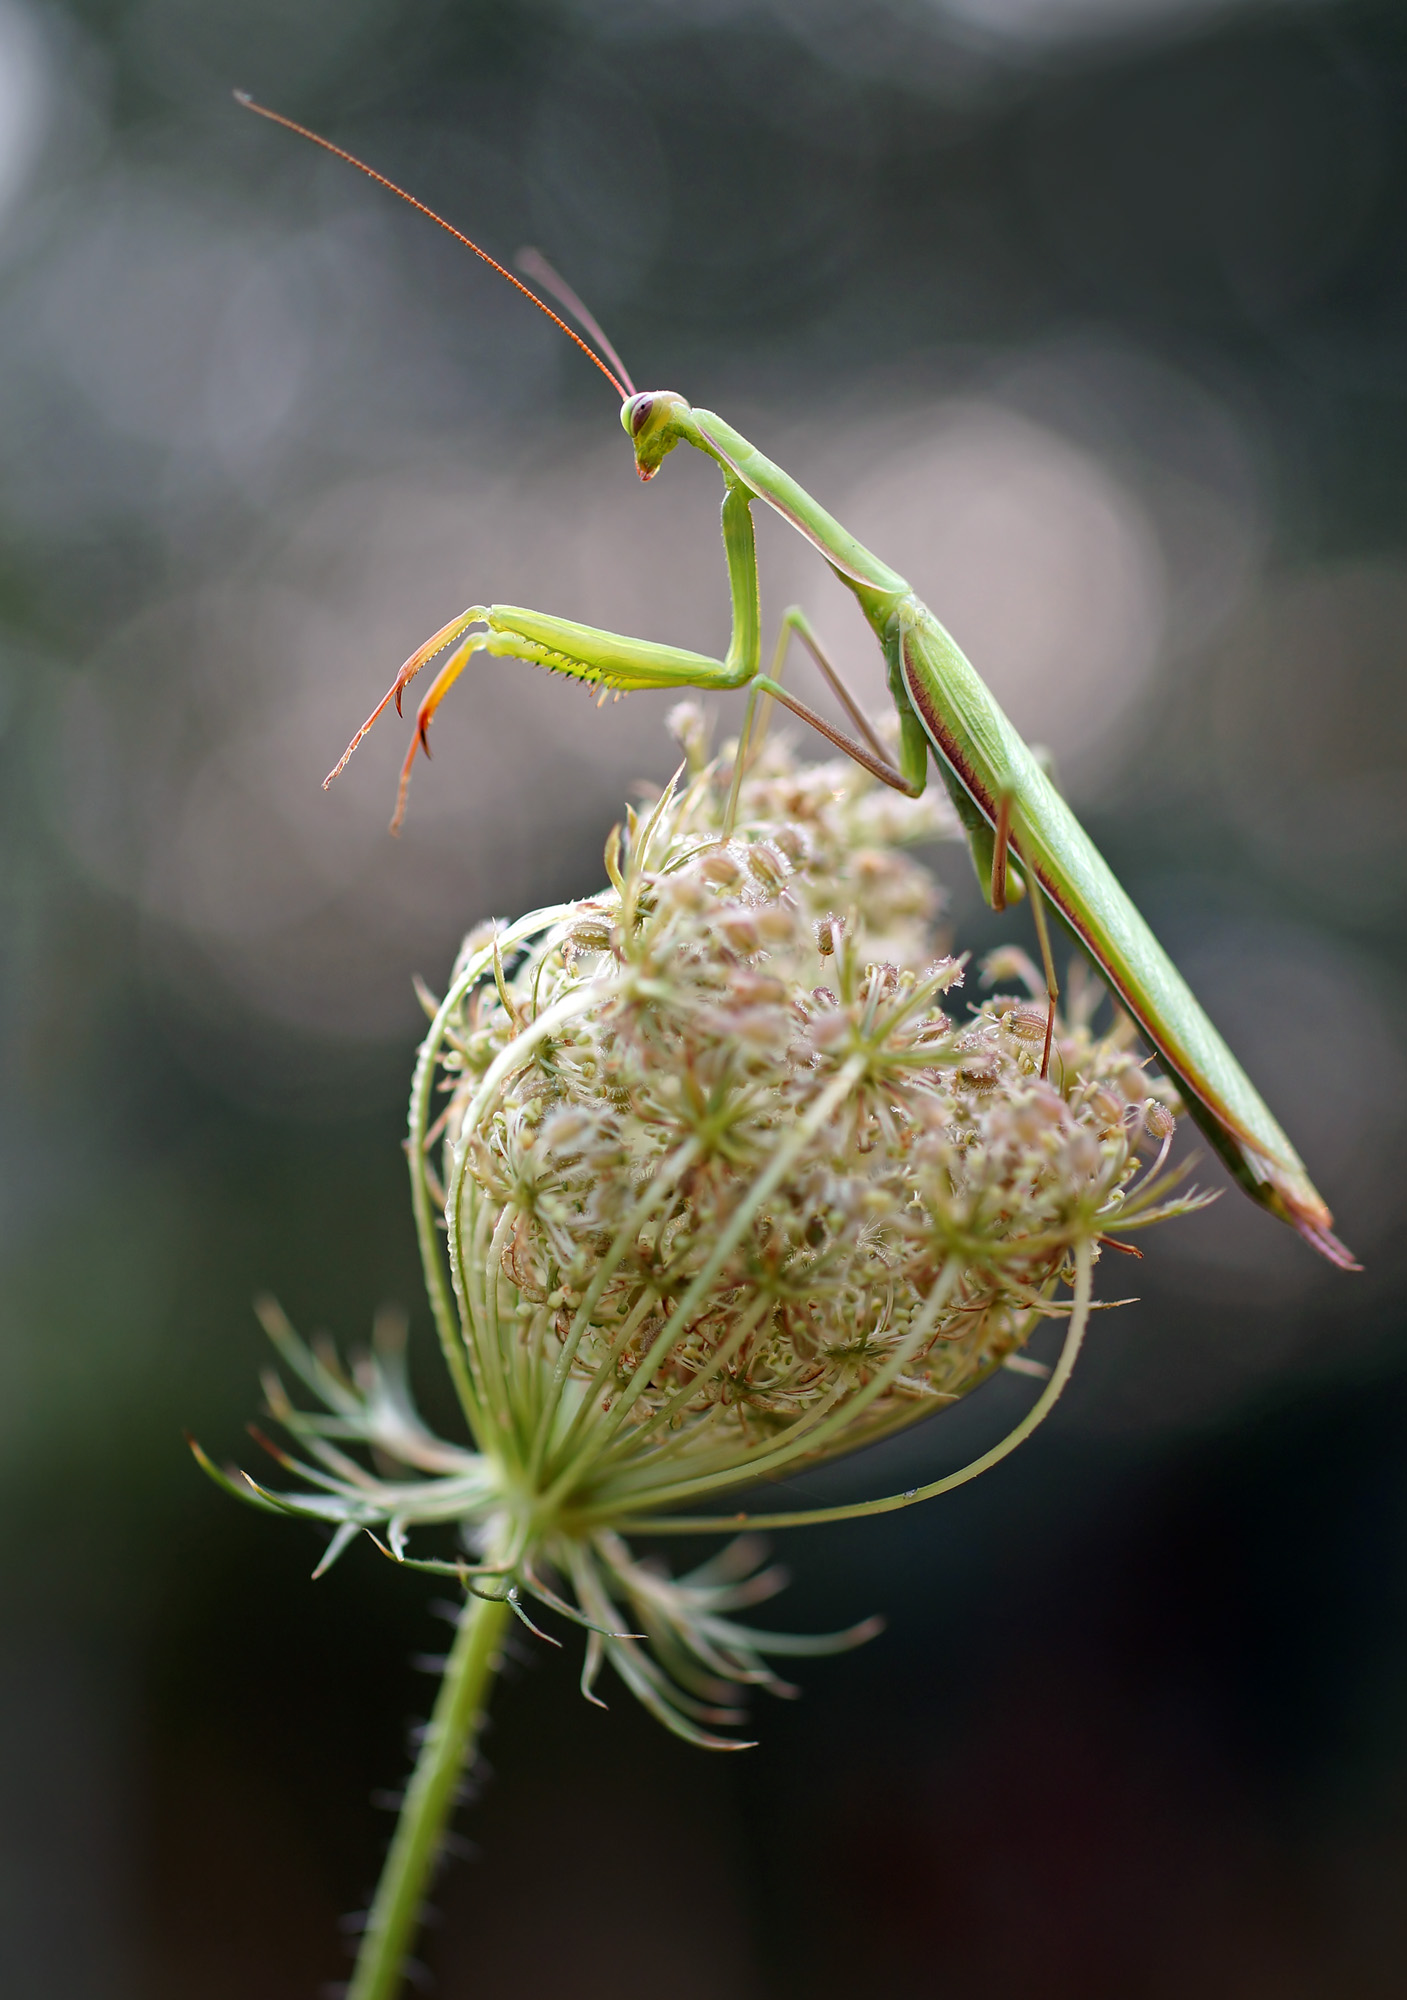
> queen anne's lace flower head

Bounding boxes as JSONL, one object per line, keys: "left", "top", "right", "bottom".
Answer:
{"left": 201, "top": 711, "right": 1205, "bottom": 1744}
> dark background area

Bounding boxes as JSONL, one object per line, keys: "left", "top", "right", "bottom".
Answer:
{"left": 3, "top": 1, "right": 1407, "bottom": 1993}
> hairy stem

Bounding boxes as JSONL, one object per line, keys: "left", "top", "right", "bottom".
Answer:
{"left": 347, "top": 1587, "right": 512, "bottom": 2000}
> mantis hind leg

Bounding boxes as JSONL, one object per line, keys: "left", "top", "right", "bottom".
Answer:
{"left": 991, "top": 790, "right": 1059, "bottom": 1081}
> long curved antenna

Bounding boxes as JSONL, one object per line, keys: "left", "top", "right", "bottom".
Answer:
{"left": 233, "top": 92, "right": 631, "bottom": 401}
{"left": 515, "top": 247, "right": 636, "bottom": 398}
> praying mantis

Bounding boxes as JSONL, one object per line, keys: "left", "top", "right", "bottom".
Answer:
{"left": 239, "top": 96, "right": 1356, "bottom": 1272}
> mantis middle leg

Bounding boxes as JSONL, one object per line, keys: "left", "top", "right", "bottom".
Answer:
{"left": 725, "top": 606, "right": 909, "bottom": 828}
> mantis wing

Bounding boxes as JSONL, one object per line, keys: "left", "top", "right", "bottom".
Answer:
{"left": 896, "top": 603, "right": 1355, "bottom": 1270}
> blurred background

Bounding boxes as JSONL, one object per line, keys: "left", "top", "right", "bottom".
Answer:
{"left": 3, "top": 0, "right": 1407, "bottom": 1992}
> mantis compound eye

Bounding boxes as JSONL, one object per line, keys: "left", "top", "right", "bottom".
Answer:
{"left": 628, "top": 393, "right": 655, "bottom": 437}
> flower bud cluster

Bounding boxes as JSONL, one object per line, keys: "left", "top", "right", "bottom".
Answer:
{"left": 436, "top": 712, "right": 1192, "bottom": 1521}
{"left": 207, "top": 714, "right": 1206, "bottom": 1747}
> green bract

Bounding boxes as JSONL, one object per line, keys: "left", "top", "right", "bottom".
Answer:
{"left": 199, "top": 713, "right": 1204, "bottom": 1746}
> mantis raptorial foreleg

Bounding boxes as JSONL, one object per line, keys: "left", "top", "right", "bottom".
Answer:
{"left": 396, "top": 631, "right": 487, "bottom": 831}
{"left": 325, "top": 603, "right": 489, "bottom": 787}
{"left": 335, "top": 467, "right": 914, "bottom": 836}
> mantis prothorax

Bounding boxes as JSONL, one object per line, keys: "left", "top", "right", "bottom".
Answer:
{"left": 239, "top": 95, "right": 1356, "bottom": 1272}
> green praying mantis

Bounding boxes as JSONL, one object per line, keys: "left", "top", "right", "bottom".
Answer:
{"left": 240, "top": 95, "right": 1356, "bottom": 1272}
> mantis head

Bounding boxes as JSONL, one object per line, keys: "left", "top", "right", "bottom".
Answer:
{"left": 622, "top": 390, "right": 691, "bottom": 481}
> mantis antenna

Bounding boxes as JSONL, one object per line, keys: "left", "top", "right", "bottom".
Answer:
{"left": 514, "top": 247, "right": 637, "bottom": 398}
{"left": 233, "top": 92, "right": 634, "bottom": 402}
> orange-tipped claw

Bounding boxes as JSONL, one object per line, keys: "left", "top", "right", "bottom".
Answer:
{"left": 323, "top": 605, "right": 487, "bottom": 789}
{"left": 390, "top": 731, "right": 420, "bottom": 837}
{"left": 388, "top": 633, "right": 481, "bottom": 834}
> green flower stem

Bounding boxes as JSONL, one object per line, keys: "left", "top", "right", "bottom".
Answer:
{"left": 348, "top": 1586, "right": 513, "bottom": 2000}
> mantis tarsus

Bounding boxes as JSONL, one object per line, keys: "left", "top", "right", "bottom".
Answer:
{"left": 239, "top": 95, "right": 1356, "bottom": 1272}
